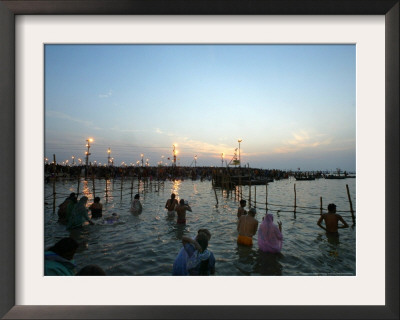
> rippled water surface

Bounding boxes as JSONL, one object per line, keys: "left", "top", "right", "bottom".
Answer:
{"left": 45, "top": 177, "right": 356, "bottom": 276}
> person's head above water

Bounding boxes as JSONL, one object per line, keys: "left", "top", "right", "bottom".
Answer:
{"left": 79, "top": 196, "right": 88, "bottom": 205}
{"left": 328, "top": 203, "right": 337, "bottom": 213}
{"left": 196, "top": 233, "right": 209, "bottom": 252}
{"left": 48, "top": 237, "right": 78, "bottom": 261}
{"left": 179, "top": 199, "right": 185, "bottom": 205}
{"left": 134, "top": 194, "right": 140, "bottom": 200}
{"left": 249, "top": 208, "right": 257, "bottom": 216}
{"left": 171, "top": 194, "right": 176, "bottom": 199}
{"left": 240, "top": 200, "right": 246, "bottom": 207}
{"left": 69, "top": 192, "right": 76, "bottom": 199}
{"left": 197, "top": 228, "right": 211, "bottom": 241}
{"left": 94, "top": 197, "right": 100, "bottom": 203}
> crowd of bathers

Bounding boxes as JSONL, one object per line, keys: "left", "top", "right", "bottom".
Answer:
{"left": 45, "top": 191, "right": 348, "bottom": 276}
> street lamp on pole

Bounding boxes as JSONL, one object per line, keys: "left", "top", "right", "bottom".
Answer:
{"left": 107, "top": 148, "right": 111, "bottom": 166}
{"left": 194, "top": 155, "right": 197, "bottom": 168}
{"left": 85, "top": 138, "right": 93, "bottom": 166}
{"left": 72, "top": 156, "right": 75, "bottom": 165}
{"left": 141, "top": 154, "right": 144, "bottom": 167}
{"left": 238, "top": 139, "right": 242, "bottom": 168}
{"left": 221, "top": 153, "right": 224, "bottom": 167}
{"left": 85, "top": 138, "right": 93, "bottom": 178}
{"left": 173, "top": 144, "right": 177, "bottom": 166}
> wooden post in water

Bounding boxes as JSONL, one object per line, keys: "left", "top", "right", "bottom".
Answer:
{"left": 120, "top": 172, "right": 124, "bottom": 200}
{"left": 105, "top": 177, "right": 108, "bottom": 203}
{"left": 92, "top": 172, "right": 96, "bottom": 198}
{"left": 52, "top": 154, "right": 56, "bottom": 213}
{"left": 346, "top": 184, "right": 356, "bottom": 225}
{"left": 213, "top": 187, "right": 219, "bottom": 207}
{"left": 249, "top": 181, "right": 252, "bottom": 209}
{"left": 294, "top": 183, "right": 297, "bottom": 218}
{"left": 77, "top": 173, "right": 81, "bottom": 197}
{"left": 254, "top": 185, "right": 257, "bottom": 209}
{"left": 320, "top": 197, "right": 323, "bottom": 215}
{"left": 130, "top": 176, "right": 134, "bottom": 199}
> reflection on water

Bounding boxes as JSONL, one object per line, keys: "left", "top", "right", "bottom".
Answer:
{"left": 45, "top": 178, "right": 356, "bottom": 276}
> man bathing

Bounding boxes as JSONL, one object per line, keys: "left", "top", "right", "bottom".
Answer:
{"left": 165, "top": 193, "right": 179, "bottom": 218}
{"left": 237, "top": 208, "right": 259, "bottom": 246}
{"left": 317, "top": 203, "right": 349, "bottom": 233}
{"left": 237, "top": 199, "right": 247, "bottom": 219}
{"left": 176, "top": 199, "right": 192, "bottom": 224}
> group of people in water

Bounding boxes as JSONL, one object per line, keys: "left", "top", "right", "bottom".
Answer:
{"left": 45, "top": 190, "right": 349, "bottom": 276}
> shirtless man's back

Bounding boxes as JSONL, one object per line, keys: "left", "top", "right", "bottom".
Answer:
{"left": 237, "top": 208, "right": 258, "bottom": 246}
{"left": 176, "top": 199, "right": 192, "bottom": 224}
{"left": 317, "top": 203, "right": 349, "bottom": 233}
{"left": 165, "top": 194, "right": 179, "bottom": 217}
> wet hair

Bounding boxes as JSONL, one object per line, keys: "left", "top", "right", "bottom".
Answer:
{"left": 198, "top": 229, "right": 211, "bottom": 240}
{"left": 171, "top": 194, "right": 176, "bottom": 199}
{"left": 134, "top": 194, "right": 140, "bottom": 199}
{"left": 76, "top": 265, "right": 106, "bottom": 276}
{"left": 48, "top": 237, "right": 78, "bottom": 260}
{"left": 94, "top": 197, "right": 100, "bottom": 203}
{"left": 328, "top": 203, "right": 337, "bottom": 212}
{"left": 240, "top": 200, "right": 246, "bottom": 206}
{"left": 196, "top": 233, "right": 209, "bottom": 252}
{"left": 249, "top": 208, "right": 257, "bottom": 216}
{"left": 69, "top": 193, "right": 76, "bottom": 199}
{"left": 179, "top": 199, "right": 185, "bottom": 205}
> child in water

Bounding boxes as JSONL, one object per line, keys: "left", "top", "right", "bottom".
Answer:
{"left": 89, "top": 197, "right": 103, "bottom": 218}
{"left": 130, "top": 194, "right": 143, "bottom": 214}
{"left": 102, "top": 213, "right": 120, "bottom": 224}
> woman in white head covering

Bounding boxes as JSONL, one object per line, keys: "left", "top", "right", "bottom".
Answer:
{"left": 257, "top": 213, "right": 283, "bottom": 253}
{"left": 67, "top": 196, "right": 93, "bottom": 230}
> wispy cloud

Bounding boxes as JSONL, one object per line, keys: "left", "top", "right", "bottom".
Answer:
{"left": 273, "top": 130, "right": 332, "bottom": 154}
{"left": 99, "top": 90, "right": 113, "bottom": 98}
{"left": 46, "top": 110, "right": 101, "bottom": 130}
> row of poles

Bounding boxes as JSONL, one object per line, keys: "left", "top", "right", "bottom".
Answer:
{"left": 49, "top": 156, "right": 165, "bottom": 213}
{"left": 212, "top": 176, "right": 356, "bottom": 225}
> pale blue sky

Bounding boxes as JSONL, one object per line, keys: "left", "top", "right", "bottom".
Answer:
{"left": 45, "top": 44, "right": 356, "bottom": 171}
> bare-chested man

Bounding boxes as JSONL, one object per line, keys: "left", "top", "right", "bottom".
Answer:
{"left": 237, "top": 208, "right": 258, "bottom": 246}
{"left": 165, "top": 194, "right": 179, "bottom": 218}
{"left": 176, "top": 199, "right": 192, "bottom": 224}
{"left": 237, "top": 199, "right": 247, "bottom": 219}
{"left": 317, "top": 203, "right": 349, "bottom": 233}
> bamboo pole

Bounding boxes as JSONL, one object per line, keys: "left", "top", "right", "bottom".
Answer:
{"left": 346, "top": 184, "right": 356, "bottom": 225}
{"left": 254, "top": 185, "right": 256, "bottom": 209}
{"left": 213, "top": 187, "right": 219, "bottom": 207}
{"left": 77, "top": 173, "right": 81, "bottom": 197}
{"left": 52, "top": 154, "right": 56, "bottom": 213}
{"left": 294, "top": 183, "right": 297, "bottom": 218}
{"left": 266, "top": 182, "right": 268, "bottom": 213}
{"left": 320, "top": 197, "right": 323, "bottom": 216}
{"left": 105, "top": 177, "right": 108, "bottom": 202}
{"left": 130, "top": 176, "right": 134, "bottom": 199}
{"left": 120, "top": 172, "right": 124, "bottom": 200}
{"left": 92, "top": 171, "right": 96, "bottom": 198}
{"left": 249, "top": 181, "right": 252, "bottom": 209}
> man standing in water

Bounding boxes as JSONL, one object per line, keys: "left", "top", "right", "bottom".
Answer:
{"left": 317, "top": 203, "right": 349, "bottom": 233}
{"left": 237, "top": 208, "right": 259, "bottom": 246}
{"left": 165, "top": 193, "right": 179, "bottom": 218}
{"left": 176, "top": 199, "right": 192, "bottom": 224}
{"left": 237, "top": 200, "right": 247, "bottom": 219}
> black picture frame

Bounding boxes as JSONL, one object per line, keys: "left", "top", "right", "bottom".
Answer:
{"left": 0, "top": 1, "right": 398, "bottom": 319}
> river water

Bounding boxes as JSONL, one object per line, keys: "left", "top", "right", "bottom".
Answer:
{"left": 44, "top": 177, "right": 356, "bottom": 276}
